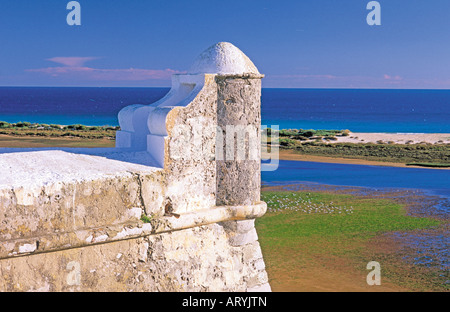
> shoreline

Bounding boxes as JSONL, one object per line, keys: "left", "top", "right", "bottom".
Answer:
{"left": 269, "top": 130, "right": 450, "bottom": 169}
{"left": 0, "top": 134, "right": 115, "bottom": 148}
{"left": 0, "top": 125, "right": 448, "bottom": 169}
{"left": 274, "top": 149, "right": 450, "bottom": 170}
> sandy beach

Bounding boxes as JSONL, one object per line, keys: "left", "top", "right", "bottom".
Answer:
{"left": 333, "top": 132, "right": 450, "bottom": 145}
{"left": 276, "top": 150, "right": 412, "bottom": 167}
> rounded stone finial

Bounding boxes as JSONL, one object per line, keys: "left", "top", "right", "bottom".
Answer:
{"left": 188, "top": 42, "right": 260, "bottom": 75}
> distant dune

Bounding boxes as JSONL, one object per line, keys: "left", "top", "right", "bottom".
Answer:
{"left": 333, "top": 132, "right": 450, "bottom": 145}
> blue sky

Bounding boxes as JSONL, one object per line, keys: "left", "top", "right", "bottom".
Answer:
{"left": 0, "top": 0, "right": 449, "bottom": 88}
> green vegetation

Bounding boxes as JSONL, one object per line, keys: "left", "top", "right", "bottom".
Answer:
{"left": 0, "top": 121, "right": 11, "bottom": 128}
{"left": 268, "top": 128, "right": 348, "bottom": 144}
{"left": 140, "top": 214, "right": 153, "bottom": 223}
{"left": 258, "top": 191, "right": 439, "bottom": 246}
{"left": 0, "top": 121, "right": 119, "bottom": 140}
{"left": 263, "top": 128, "right": 450, "bottom": 165}
{"left": 276, "top": 138, "right": 450, "bottom": 164}
{"left": 256, "top": 190, "right": 446, "bottom": 291}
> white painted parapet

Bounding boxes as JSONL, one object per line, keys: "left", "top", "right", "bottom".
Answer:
{"left": 116, "top": 42, "right": 262, "bottom": 166}
{"left": 116, "top": 73, "right": 206, "bottom": 164}
{"left": 117, "top": 42, "right": 265, "bottom": 213}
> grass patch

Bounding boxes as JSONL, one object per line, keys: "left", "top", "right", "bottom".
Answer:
{"left": 140, "top": 214, "right": 153, "bottom": 223}
{"left": 264, "top": 128, "right": 450, "bottom": 165}
{"left": 288, "top": 141, "right": 450, "bottom": 164}
{"left": 0, "top": 121, "right": 119, "bottom": 140}
{"left": 0, "top": 135, "right": 115, "bottom": 148}
{"left": 258, "top": 191, "right": 439, "bottom": 247}
{"left": 271, "top": 128, "right": 346, "bottom": 146}
{"left": 256, "top": 190, "right": 444, "bottom": 291}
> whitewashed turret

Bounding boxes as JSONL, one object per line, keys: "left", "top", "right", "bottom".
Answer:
{"left": 116, "top": 42, "right": 264, "bottom": 209}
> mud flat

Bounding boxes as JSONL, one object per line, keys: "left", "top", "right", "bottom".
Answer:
{"left": 257, "top": 183, "right": 448, "bottom": 292}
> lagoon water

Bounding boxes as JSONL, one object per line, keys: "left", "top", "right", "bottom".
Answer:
{"left": 262, "top": 160, "right": 450, "bottom": 201}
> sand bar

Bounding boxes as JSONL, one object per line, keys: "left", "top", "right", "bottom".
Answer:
{"left": 333, "top": 132, "right": 450, "bottom": 144}
{"left": 264, "top": 131, "right": 450, "bottom": 169}
{"left": 275, "top": 150, "right": 449, "bottom": 169}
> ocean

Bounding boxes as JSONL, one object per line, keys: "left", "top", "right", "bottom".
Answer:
{"left": 0, "top": 87, "right": 449, "bottom": 133}
{"left": 262, "top": 88, "right": 450, "bottom": 133}
{"left": 0, "top": 87, "right": 169, "bottom": 127}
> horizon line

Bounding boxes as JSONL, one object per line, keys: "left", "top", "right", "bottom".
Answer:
{"left": 1, "top": 85, "right": 450, "bottom": 91}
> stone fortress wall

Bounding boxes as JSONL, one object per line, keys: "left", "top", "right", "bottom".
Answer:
{"left": 0, "top": 42, "right": 271, "bottom": 292}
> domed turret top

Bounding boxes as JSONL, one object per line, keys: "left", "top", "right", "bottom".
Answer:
{"left": 188, "top": 42, "right": 260, "bottom": 75}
